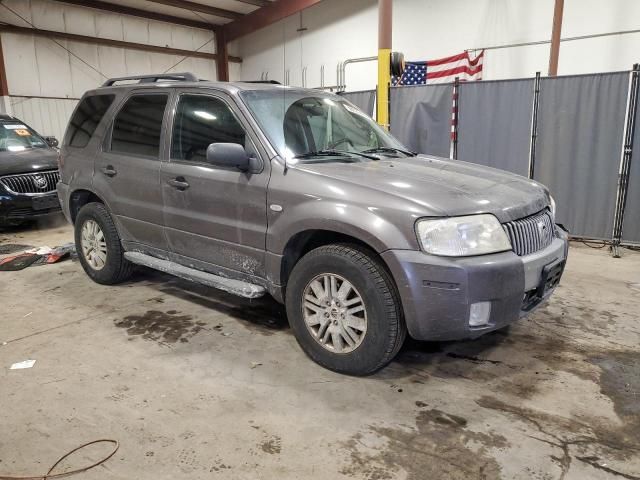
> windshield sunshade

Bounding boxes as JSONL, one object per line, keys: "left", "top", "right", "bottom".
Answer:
{"left": 0, "top": 123, "right": 47, "bottom": 152}
{"left": 240, "top": 90, "right": 410, "bottom": 164}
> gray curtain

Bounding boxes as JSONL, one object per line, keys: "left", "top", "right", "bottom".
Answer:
{"left": 534, "top": 72, "right": 629, "bottom": 239}
{"left": 622, "top": 89, "right": 640, "bottom": 244}
{"left": 340, "top": 90, "right": 376, "bottom": 117}
{"left": 390, "top": 84, "right": 453, "bottom": 157}
{"left": 457, "top": 79, "right": 534, "bottom": 177}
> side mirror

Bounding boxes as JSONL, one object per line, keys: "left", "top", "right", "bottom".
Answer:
{"left": 206, "top": 143, "right": 250, "bottom": 171}
{"left": 44, "top": 136, "right": 59, "bottom": 148}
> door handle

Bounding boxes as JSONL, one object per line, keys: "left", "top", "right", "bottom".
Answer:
{"left": 167, "top": 177, "right": 190, "bottom": 190}
{"left": 101, "top": 165, "right": 117, "bottom": 177}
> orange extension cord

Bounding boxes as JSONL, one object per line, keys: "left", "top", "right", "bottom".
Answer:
{"left": 0, "top": 439, "right": 119, "bottom": 480}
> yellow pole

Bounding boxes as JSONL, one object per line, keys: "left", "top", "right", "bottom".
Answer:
{"left": 377, "top": 0, "right": 392, "bottom": 129}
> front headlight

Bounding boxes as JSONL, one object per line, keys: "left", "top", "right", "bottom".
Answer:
{"left": 416, "top": 214, "right": 512, "bottom": 256}
{"left": 549, "top": 195, "right": 556, "bottom": 221}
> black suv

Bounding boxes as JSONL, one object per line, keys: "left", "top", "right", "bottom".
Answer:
{"left": 0, "top": 114, "right": 60, "bottom": 225}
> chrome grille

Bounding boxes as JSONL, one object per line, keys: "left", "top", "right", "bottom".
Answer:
{"left": 503, "top": 210, "right": 554, "bottom": 256}
{"left": 0, "top": 170, "right": 60, "bottom": 195}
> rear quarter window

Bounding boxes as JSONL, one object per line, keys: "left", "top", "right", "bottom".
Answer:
{"left": 65, "top": 94, "right": 115, "bottom": 148}
{"left": 110, "top": 94, "right": 168, "bottom": 158}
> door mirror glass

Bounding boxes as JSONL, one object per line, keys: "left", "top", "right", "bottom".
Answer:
{"left": 206, "top": 142, "right": 250, "bottom": 171}
{"left": 44, "top": 136, "right": 59, "bottom": 148}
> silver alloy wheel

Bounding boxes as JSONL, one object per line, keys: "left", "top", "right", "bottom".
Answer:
{"left": 80, "top": 219, "right": 108, "bottom": 271}
{"left": 302, "top": 273, "right": 368, "bottom": 354}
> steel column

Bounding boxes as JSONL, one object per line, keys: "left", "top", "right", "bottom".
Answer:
{"left": 215, "top": 30, "right": 230, "bottom": 81}
{"left": 0, "top": 36, "right": 8, "bottom": 97}
{"left": 548, "top": 0, "right": 564, "bottom": 76}
{"left": 0, "top": 35, "right": 11, "bottom": 115}
{"left": 450, "top": 77, "right": 460, "bottom": 159}
{"left": 529, "top": 71, "right": 542, "bottom": 179}
{"left": 612, "top": 63, "right": 640, "bottom": 256}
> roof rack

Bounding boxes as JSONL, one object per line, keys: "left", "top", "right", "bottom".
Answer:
{"left": 102, "top": 72, "right": 198, "bottom": 87}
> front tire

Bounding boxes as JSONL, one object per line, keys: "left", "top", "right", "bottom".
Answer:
{"left": 286, "top": 244, "right": 406, "bottom": 376}
{"left": 74, "top": 202, "right": 133, "bottom": 285}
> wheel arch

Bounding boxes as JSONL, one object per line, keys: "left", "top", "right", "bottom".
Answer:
{"left": 69, "top": 189, "right": 106, "bottom": 224}
{"left": 279, "top": 229, "right": 393, "bottom": 290}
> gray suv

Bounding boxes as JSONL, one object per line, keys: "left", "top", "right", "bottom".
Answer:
{"left": 57, "top": 73, "right": 568, "bottom": 375}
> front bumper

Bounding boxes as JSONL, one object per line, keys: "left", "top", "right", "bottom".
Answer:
{"left": 381, "top": 228, "right": 569, "bottom": 341}
{"left": 0, "top": 190, "right": 61, "bottom": 223}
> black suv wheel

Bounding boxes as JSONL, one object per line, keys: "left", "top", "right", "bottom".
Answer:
{"left": 286, "top": 244, "right": 406, "bottom": 376}
{"left": 74, "top": 202, "right": 133, "bottom": 285}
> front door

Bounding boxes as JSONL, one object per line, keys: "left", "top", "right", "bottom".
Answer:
{"left": 160, "top": 91, "right": 269, "bottom": 280}
{"left": 94, "top": 92, "right": 170, "bottom": 250}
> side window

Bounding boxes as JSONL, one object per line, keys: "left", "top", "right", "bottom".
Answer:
{"left": 171, "top": 94, "right": 246, "bottom": 163}
{"left": 111, "top": 94, "right": 168, "bottom": 158}
{"left": 65, "top": 94, "right": 114, "bottom": 148}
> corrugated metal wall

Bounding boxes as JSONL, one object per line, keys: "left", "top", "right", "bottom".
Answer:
{"left": 0, "top": 0, "right": 219, "bottom": 140}
{"left": 9, "top": 97, "right": 78, "bottom": 140}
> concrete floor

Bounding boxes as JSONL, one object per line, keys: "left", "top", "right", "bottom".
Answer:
{"left": 1, "top": 214, "right": 639, "bottom": 480}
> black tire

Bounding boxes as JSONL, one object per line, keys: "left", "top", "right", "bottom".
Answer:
{"left": 286, "top": 243, "right": 406, "bottom": 376}
{"left": 74, "top": 202, "right": 134, "bottom": 285}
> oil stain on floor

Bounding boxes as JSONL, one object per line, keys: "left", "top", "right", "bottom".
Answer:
{"left": 340, "top": 406, "right": 508, "bottom": 480}
{"left": 115, "top": 310, "right": 207, "bottom": 344}
{"left": 340, "top": 288, "right": 640, "bottom": 480}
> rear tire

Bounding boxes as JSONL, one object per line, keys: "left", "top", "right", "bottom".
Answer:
{"left": 286, "top": 243, "right": 406, "bottom": 376}
{"left": 74, "top": 202, "right": 133, "bottom": 285}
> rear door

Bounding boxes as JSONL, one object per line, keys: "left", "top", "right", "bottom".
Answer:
{"left": 94, "top": 91, "right": 171, "bottom": 250}
{"left": 160, "top": 90, "right": 269, "bottom": 280}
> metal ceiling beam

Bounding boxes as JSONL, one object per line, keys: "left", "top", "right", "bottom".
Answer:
{"left": 0, "top": 24, "right": 242, "bottom": 63}
{"left": 144, "top": 0, "right": 243, "bottom": 20}
{"left": 52, "top": 0, "right": 218, "bottom": 31}
{"left": 233, "top": 0, "right": 270, "bottom": 6}
{"left": 223, "top": 0, "right": 323, "bottom": 42}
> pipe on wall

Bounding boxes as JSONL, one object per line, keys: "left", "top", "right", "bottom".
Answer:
{"left": 336, "top": 56, "right": 377, "bottom": 92}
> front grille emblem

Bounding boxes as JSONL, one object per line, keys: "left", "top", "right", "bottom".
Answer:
{"left": 33, "top": 174, "right": 48, "bottom": 190}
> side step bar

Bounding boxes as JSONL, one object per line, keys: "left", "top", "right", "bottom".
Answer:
{"left": 124, "top": 252, "right": 266, "bottom": 299}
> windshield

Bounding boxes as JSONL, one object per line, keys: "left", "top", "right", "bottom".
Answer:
{"left": 239, "top": 89, "right": 411, "bottom": 163}
{"left": 0, "top": 122, "right": 47, "bottom": 152}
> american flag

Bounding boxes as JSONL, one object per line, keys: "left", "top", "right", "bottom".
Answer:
{"left": 392, "top": 50, "right": 484, "bottom": 86}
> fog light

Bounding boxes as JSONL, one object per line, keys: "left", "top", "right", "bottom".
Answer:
{"left": 469, "top": 302, "right": 491, "bottom": 327}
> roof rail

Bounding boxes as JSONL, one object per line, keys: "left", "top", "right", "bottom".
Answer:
{"left": 244, "top": 80, "right": 282, "bottom": 85}
{"left": 102, "top": 72, "right": 198, "bottom": 87}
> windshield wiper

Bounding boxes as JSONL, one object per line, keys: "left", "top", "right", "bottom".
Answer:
{"left": 361, "top": 147, "right": 417, "bottom": 157}
{"left": 293, "top": 149, "right": 379, "bottom": 160}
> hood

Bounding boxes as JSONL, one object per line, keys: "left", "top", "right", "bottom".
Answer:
{"left": 0, "top": 148, "right": 58, "bottom": 176}
{"left": 295, "top": 155, "right": 549, "bottom": 222}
